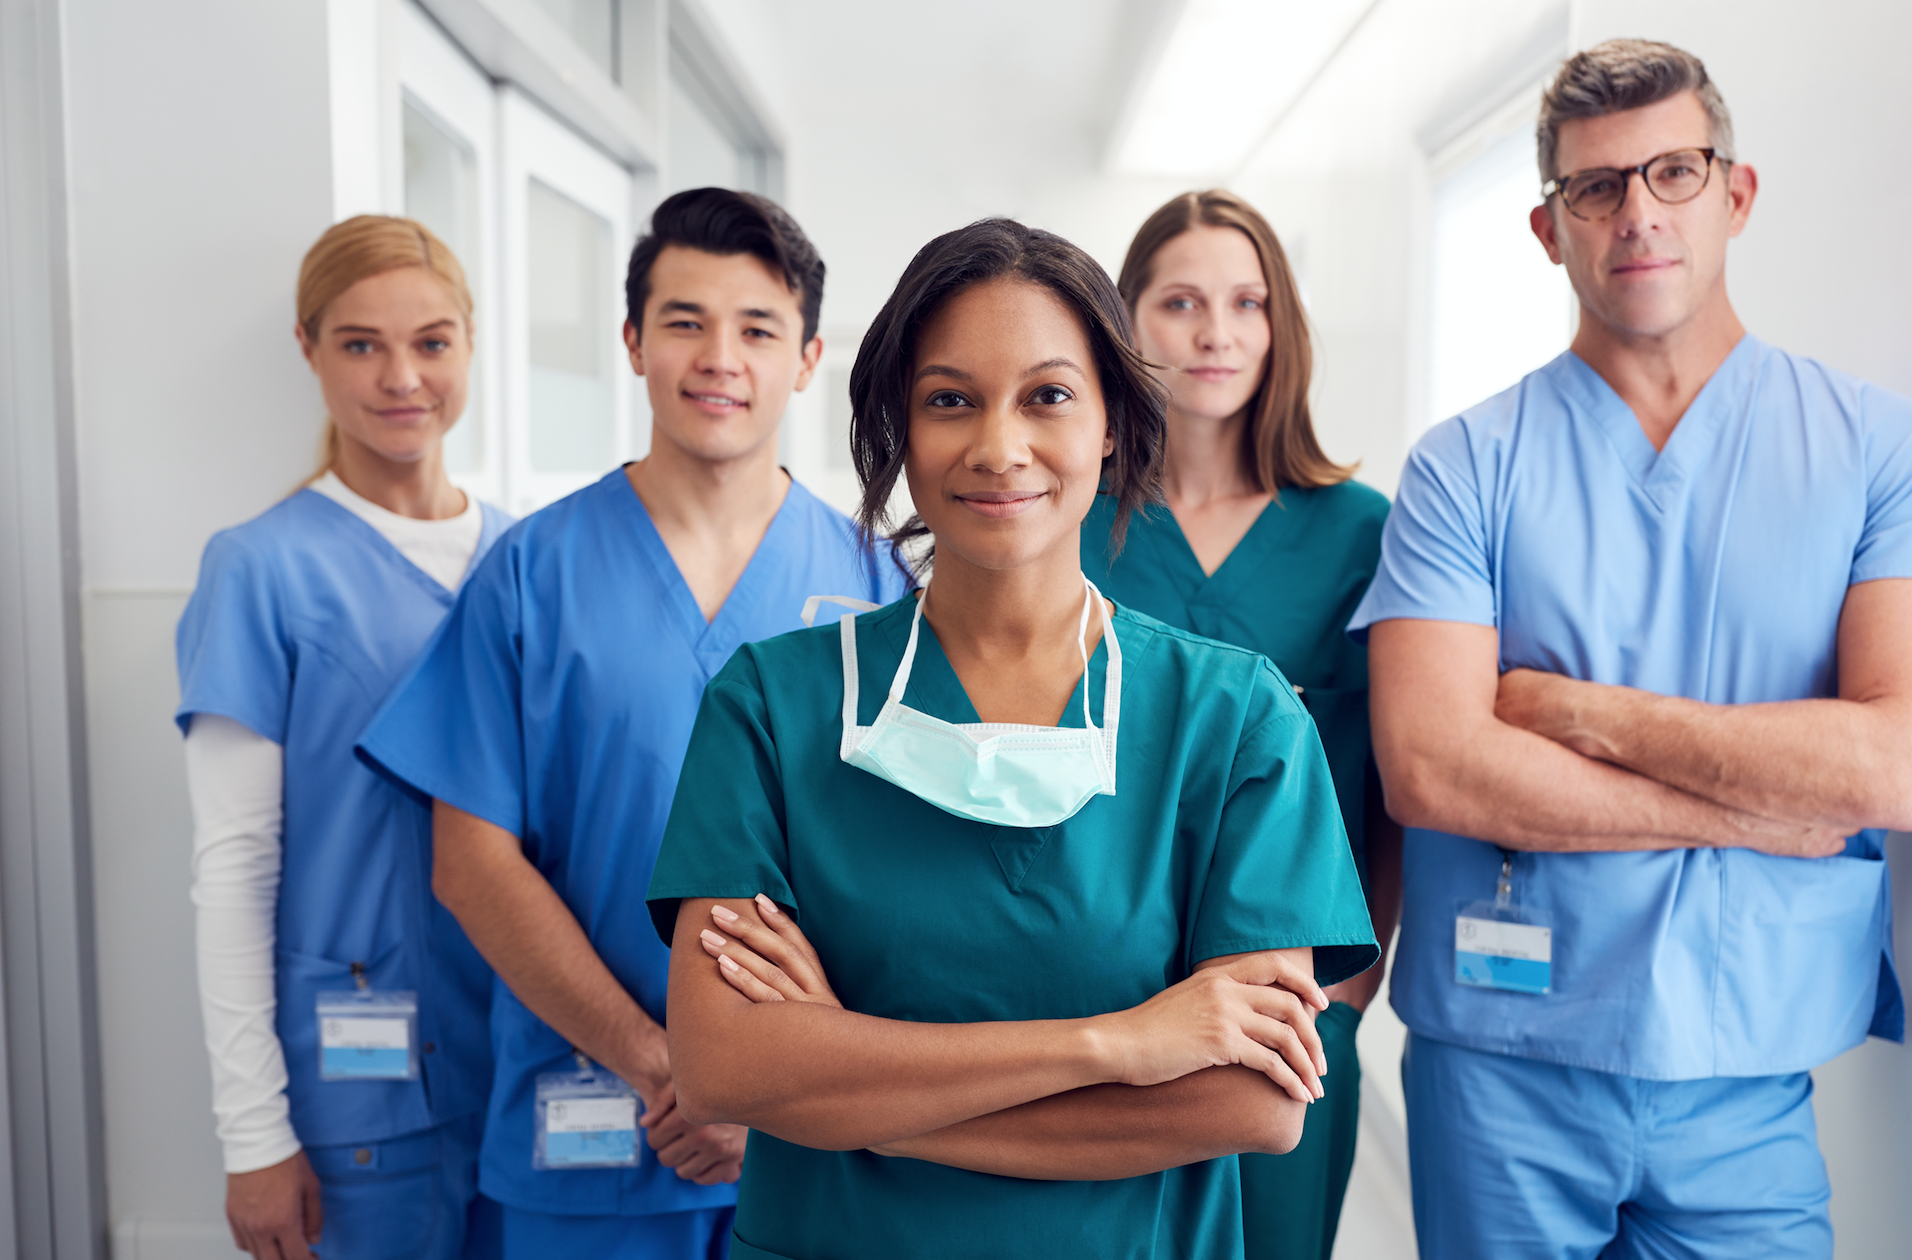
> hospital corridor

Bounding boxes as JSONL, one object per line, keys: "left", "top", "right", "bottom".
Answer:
{"left": 1, "top": 0, "right": 1909, "bottom": 1257}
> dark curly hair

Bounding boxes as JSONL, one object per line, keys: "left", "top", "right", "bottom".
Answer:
{"left": 848, "top": 218, "right": 1166, "bottom": 570}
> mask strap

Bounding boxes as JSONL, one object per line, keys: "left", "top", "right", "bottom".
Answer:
{"left": 1074, "top": 579, "right": 1095, "bottom": 730}
{"left": 1088, "top": 578, "right": 1121, "bottom": 748}
{"left": 804, "top": 594, "right": 881, "bottom": 628}
{"left": 839, "top": 613, "right": 861, "bottom": 739}
{"left": 892, "top": 589, "right": 929, "bottom": 704}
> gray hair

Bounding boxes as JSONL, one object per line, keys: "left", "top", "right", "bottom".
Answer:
{"left": 1537, "top": 39, "right": 1736, "bottom": 183}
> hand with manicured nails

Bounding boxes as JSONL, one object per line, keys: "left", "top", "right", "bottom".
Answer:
{"left": 699, "top": 895, "right": 1326, "bottom": 1104}
{"left": 225, "top": 1151, "right": 323, "bottom": 1260}
{"left": 698, "top": 894, "right": 842, "bottom": 1008}
{"left": 1092, "top": 954, "right": 1326, "bottom": 1102}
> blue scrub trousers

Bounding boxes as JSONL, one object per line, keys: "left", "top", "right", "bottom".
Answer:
{"left": 1403, "top": 1033, "right": 1832, "bottom": 1260}
{"left": 306, "top": 1112, "right": 499, "bottom": 1260}
{"left": 499, "top": 1204, "right": 733, "bottom": 1259}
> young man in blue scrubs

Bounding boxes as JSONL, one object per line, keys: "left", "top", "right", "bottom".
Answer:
{"left": 358, "top": 188, "right": 907, "bottom": 1257}
{"left": 1354, "top": 40, "right": 1912, "bottom": 1259}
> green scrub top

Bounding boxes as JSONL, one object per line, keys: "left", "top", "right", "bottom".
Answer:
{"left": 648, "top": 595, "right": 1377, "bottom": 1260}
{"left": 1082, "top": 484, "right": 1389, "bottom": 887}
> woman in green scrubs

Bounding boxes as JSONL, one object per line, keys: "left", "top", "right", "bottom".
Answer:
{"left": 1083, "top": 189, "right": 1403, "bottom": 1260}
{"left": 647, "top": 218, "right": 1376, "bottom": 1260}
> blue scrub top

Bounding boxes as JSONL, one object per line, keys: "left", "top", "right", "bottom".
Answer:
{"left": 1350, "top": 337, "right": 1912, "bottom": 1079}
{"left": 356, "top": 467, "right": 908, "bottom": 1218}
{"left": 647, "top": 597, "right": 1377, "bottom": 1260}
{"left": 174, "top": 488, "right": 512, "bottom": 1148}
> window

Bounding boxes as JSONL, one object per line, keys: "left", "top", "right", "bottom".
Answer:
{"left": 1426, "top": 127, "right": 1576, "bottom": 429}
{"left": 526, "top": 179, "right": 617, "bottom": 474}
{"left": 392, "top": 0, "right": 783, "bottom": 513}
{"left": 501, "top": 88, "right": 642, "bottom": 513}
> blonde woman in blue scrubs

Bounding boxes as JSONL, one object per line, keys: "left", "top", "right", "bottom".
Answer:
{"left": 1084, "top": 190, "right": 1403, "bottom": 1260}
{"left": 645, "top": 218, "right": 1377, "bottom": 1260}
{"left": 178, "top": 216, "right": 509, "bottom": 1259}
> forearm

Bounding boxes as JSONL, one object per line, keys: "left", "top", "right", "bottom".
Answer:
{"left": 871, "top": 1065, "right": 1302, "bottom": 1180}
{"left": 431, "top": 801, "right": 661, "bottom": 1090}
{"left": 1385, "top": 712, "right": 1761, "bottom": 852}
{"left": 670, "top": 992, "right": 1108, "bottom": 1151}
{"left": 1530, "top": 685, "right": 1912, "bottom": 832}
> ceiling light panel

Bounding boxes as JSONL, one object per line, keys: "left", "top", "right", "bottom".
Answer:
{"left": 1108, "top": 0, "right": 1371, "bottom": 177}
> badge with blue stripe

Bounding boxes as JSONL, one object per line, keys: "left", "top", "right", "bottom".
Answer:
{"left": 316, "top": 986, "right": 419, "bottom": 1080}
{"left": 1455, "top": 905, "right": 1552, "bottom": 995}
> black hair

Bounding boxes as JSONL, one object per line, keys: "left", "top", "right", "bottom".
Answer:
{"left": 624, "top": 187, "right": 825, "bottom": 342}
{"left": 849, "top": 219, "right": 1166, "bottom": 569}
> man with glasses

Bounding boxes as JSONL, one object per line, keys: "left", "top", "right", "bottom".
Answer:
{"left": 1353, "top": 38, "right": 1910, "bottom": 1258}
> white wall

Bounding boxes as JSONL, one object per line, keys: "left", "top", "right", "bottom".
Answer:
{"left": 63, "top": 0, "right": 339, "bottom": 1251}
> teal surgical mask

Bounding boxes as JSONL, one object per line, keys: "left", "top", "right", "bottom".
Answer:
{"left": 832, "top": 579, "right": 1120, "bottom": 827}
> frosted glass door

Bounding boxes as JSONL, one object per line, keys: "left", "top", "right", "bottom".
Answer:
{"left": 527, "top": 180, "right": 615, "bottom": 473}
{"left": 501, "top": 88, "right": 638, "bottom": 513}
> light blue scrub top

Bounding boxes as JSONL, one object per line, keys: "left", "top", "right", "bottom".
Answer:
{"left": 1349, "top": 337, "right": 1911, "bottom": 1079}
{"left": 647, "top": 598, "right": 1377, "bottom": 1260}
{"left": 174, "top": 488, "right": 512, "bottom": 1147}
{"left": 356, "top": 468, "right": 908, "bottom": 1218}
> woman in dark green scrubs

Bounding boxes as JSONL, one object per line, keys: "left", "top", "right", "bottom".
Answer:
{"left": 1083, "top": 190, "right": 1403, "bottom": 1260}
{"left": 646, "top": 218, "right": 1377, "bottom": 1260}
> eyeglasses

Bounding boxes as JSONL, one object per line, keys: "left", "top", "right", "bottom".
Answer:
{"left": 1543, "top": 148, "right": 1722, "bottom": 221}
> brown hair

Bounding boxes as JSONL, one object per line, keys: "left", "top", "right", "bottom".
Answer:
{"left": 850, "top": 218, "right": 1166, "bottom": 571}
{"left": 1117, "top": 190, "right": 1351, "bottom": 494}
{"left": 1538, "top": 40, "right": 1734, "bottom": 184}
{"left": 295, "top": 215, "right": 473, "bottom": 479}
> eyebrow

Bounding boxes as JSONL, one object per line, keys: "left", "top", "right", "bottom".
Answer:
{"left": 330, "top": 319, "right": 459, "bottom": 335}
{"left": 914, "top": 357, "right": 1087, "bottom": 385}
{"left": 657, "top": 299, "right": 787, "bottom": 326}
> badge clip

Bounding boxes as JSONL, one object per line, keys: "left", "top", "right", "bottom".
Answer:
{"left": 534, "top": 1049, "right": 640, "bottom": 1170}
{"left": 1454, "top": 851, "right": 1553, "bottom": 995}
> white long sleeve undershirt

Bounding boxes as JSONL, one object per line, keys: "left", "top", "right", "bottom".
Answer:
{"left": 187, "top": 477, "right": 484, "bottom": 1173}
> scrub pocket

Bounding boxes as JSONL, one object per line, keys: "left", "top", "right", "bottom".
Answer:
{"left": 1714, "top": 852, "right": 1890, "bottom": 1073}
{"left": 307, "top": 1115, "right": 482, "bottom": 1260}
{"left": 278, "top": 942, "right": 434, "bottom": 1145}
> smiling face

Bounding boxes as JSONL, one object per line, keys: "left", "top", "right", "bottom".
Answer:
{"left": 298, "top": 265, "right": 471, "bottom": 465}
{"left": 624, "top": 245, "right": 822, "bottom": 466}
{"left": 1532, "top": 90, "right": 1755, "bottom": 342}
{"left": 1131, "top": 225, "right": 1272, "bottom": 424}
{"left": 905, "top": 279, "right": 1114, "bottom": 575}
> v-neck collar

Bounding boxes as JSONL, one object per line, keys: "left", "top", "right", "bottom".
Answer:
{"left": 1140, "top": 495, "right": 1298, "bottom": 603}
{"left": 296, "top": 487, "right": 499, "bottom": 603}
{"left": 613, "top": 467, "right": 809, "bottom": 676}
{"left": 1560, "top": 335, "right": 1760, "bottom": 508}
{"left": 868, "top": 592, "right": 1115, "bottom": 729}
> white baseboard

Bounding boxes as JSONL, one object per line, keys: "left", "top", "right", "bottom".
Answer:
{"left": 111, "top": 1217, "right": 232, "bottom": 1260}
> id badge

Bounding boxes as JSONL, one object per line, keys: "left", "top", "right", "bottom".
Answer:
{"left": 316, "top": 988, "right": 419, "bottom": 1080}
{"left": 1454, "top": 901, "right": 1552, "bottom": 994}
{"left": 535, "top": 1058, "right": 639, "bottom": 1170}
